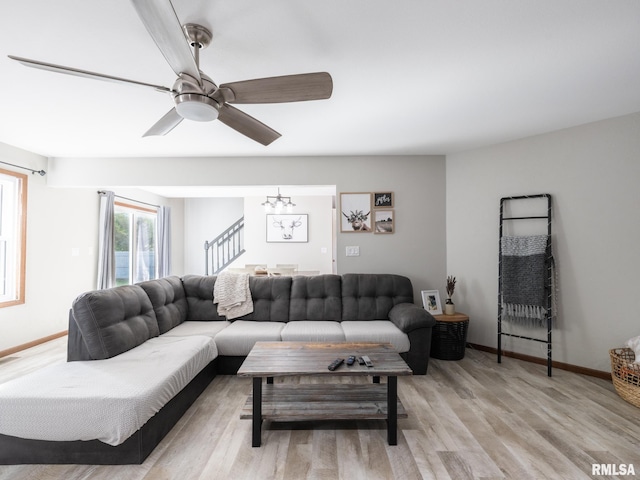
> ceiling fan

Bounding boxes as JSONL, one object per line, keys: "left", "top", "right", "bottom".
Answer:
{"left": 8, "top": 0, "right": 333, "bottom": 146}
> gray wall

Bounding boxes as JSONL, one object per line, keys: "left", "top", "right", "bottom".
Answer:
{"left": 7, "top": 112, "right": 638, "bottom": 376}
{"left": 6, "top": 109, "right": 638, "bottom": 375}
{"left": 49, "top": 154, "right": 448, "bottom": 304}
{"left": 446, "top": 112, "right": 640, "bottom": 372}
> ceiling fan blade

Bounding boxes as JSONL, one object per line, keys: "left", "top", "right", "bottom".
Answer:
{"left": 218, "top": 104, "right": 281, "bottom": 146}
{"left": 219, "top": 72, "right": 333, "bottom": 104}
{"left": 130, "top": 0, "right": 201, "bottom": 82}
{"left": 8, "top": 55, "right": 171, "bottom": 93}
{"left": 143, "top": 108, "right": 183, "bottom": 137}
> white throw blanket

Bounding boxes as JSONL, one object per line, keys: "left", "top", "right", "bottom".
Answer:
{"left": 213, "top": 272, "right": 253, "bottom": 319}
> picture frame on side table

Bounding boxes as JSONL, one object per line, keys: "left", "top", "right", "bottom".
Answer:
{"left": 421, "top": 290, "right": 442, "bottom": 315}
{"left": 373, "top": 192, "right": 393, "bottom": 208}
{"left": 374, "top": 209, "right": 394, "bottom": 234}
{"left": 340, "top": 192, "right": 373, "bottom": 232}
{"left": 266, "top": 214, "right": 309, "bottom": 243}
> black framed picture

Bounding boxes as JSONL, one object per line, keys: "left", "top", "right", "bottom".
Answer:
{"left": 374, "top": 192, "right": 393, "bottom": 208}
{"left": 266, "top": 214, "right": 308, "bottom": 242}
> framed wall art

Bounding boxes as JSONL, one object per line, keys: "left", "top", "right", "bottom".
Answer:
{"left": 373, "top": 192, "right": 393, "bottom": 208}
{"left": 340, "top": 192, "right": 373, "bottom": 232}
{"left": 374, "top": 209, "right": 394, "bottom": 234}
{"left": 266, "top": 214, "right": 308, "bottom": 243}
{"left": 421, "top": 290, "right": 442, "bottom": 315}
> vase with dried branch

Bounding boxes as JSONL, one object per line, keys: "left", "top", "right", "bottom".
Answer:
{"left": 445, "top": 275, "right": 456, "bottom": 315}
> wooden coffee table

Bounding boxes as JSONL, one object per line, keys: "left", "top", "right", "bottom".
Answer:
{"left": 237, "top": 341, "right": 412, "bottom": 447}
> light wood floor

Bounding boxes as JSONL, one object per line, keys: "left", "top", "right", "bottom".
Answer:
{"left": 1, "top": 337, "right": 639, "bottom": 480}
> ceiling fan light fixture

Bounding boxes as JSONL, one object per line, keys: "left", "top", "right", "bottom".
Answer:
{"left": 175, "top": 94, "right": 219, "bottom": 121}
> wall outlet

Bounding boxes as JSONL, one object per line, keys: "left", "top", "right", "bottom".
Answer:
{"left": 346, "top": 246, "right": 360, "bottom": 257}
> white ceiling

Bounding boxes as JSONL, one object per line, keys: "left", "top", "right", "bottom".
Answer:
{"left": 1, "top": 0, "right": 639, "bottom": 159}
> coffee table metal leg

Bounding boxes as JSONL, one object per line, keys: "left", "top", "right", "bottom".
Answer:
{"left": 252, "top": 376, "right": 262, "bottom": 447}
{"left": 387, "top": 376, "right": 397, "bottom": 445}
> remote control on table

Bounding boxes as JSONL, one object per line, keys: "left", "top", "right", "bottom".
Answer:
{"left": 346, "top": 355, "right": 356, "bottom": 366}
{"left": 357, "top": 356, "right": 366, "bottom": 365}
{"left": 361, "top": 355, "right": 374, "bottom": 367}
{"left": 328, "top": 358, "right": 344, "bottom": 371}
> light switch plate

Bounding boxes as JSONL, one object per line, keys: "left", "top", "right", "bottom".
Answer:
{"left": 346, "top": 246, "right": 360, "bottom": 257}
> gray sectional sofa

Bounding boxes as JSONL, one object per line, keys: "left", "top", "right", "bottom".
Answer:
{"left": 0, "top": 273, "right": 435, "bottom": 465}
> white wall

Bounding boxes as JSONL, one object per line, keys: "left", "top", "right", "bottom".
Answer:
{"left": 183, "top": 195, "right": 334, "bottom": 275}
{"left": 446, "top": 112, "right": 640, "bottom": 372}
{"left": 0, "top": 143, "right": 184, "bottom": 351}
{"left": 0, "top": 143, "right": 96, "bottom": 351}
{"left": 184, "top": 197, "right": 244, "bottom": 274}
{"left": 233, "top": 195, "right": 334, "bottom": 273}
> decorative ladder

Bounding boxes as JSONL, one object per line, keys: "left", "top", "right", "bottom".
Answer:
{"left": 498, "top": 194, "right": 554, "bottom": 377}
{"left": 204, "top": 217, "right": 245, "bottom": 275}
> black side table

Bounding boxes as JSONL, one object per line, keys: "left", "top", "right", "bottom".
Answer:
{"left": 430, "top": 312, "right": 470, "bottom": 360}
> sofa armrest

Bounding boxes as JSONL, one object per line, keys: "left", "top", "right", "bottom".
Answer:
{"left": 388, "top": 303, "right": 436, "bottom": 333}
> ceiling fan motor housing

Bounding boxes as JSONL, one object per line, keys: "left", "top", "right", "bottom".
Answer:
{"left": 173, "top": 73, "right": 220, "bottom": 121}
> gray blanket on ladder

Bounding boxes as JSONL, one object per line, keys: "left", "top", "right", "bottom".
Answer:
{"left": 501, "top": 235, "right": 549, "bottom": 326}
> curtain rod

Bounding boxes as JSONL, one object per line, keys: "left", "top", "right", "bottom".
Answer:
{"left": 0, "top": 160, "right": 46, "bottom": 176}
{"left": 97, "top": 190, "right": 160, "bottom": 209}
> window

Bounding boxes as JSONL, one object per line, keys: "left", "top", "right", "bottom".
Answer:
{"left": 0, "top": 168, "right": 27, "bottom": 307}
{"left": 114, "top": 202, "right": 157, "bottom": 286}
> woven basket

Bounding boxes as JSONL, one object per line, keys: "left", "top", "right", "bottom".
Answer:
{"left": 609, "top": 348, "right": 640, "bottom": 408}
{"left": 430, "top": 319, "right": 469, "bottom": 360}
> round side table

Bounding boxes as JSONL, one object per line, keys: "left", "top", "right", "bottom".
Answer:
{"left": 430, "top": 312, "right": 470, "bottom": 360}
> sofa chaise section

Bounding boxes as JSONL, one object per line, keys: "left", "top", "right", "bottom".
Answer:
{"left": 0, "top": 281, "right": 219, "bottom": 465}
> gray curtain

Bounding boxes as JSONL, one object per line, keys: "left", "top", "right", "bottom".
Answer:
{"left": 97, "top": 191, "right": 115, "bottom": 289}
{"left": 157, "top": 206, "right": 171, "bottom": 278}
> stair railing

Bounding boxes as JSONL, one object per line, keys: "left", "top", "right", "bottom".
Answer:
{"left": 204, "top": 216, "right": 245, "bottom": 275}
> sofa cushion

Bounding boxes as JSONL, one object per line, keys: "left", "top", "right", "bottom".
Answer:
{"left": 0, "top": 335, "right": 217, "bottom": 446}
{"left": 289, "top": 275, "right": 342, "bottom": 321}
{"left": 137, "top": 276, "right": 188, "bottom": 334}
{"left": 281, "top": 321, "right": 346, "bottom": 342}
{"left": 341, "top": 274, "right": 414, "bottom": 320}
{"left": 341, "top": 321, "right": 410, "bottom": 353}
{"left": 71, "top": 285, "right": 159, "bottom": 360}
{"left": 213, "top": 320, "right": 286, "bottom": 356}
{"left": 237, "top": 276, "right": 292, "bottom": 321}
{"left": 182, "top": 275, "right": 226, "bottom": 321}
{"left": 161, "top": 320, "right": 231, "bottom": 339}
